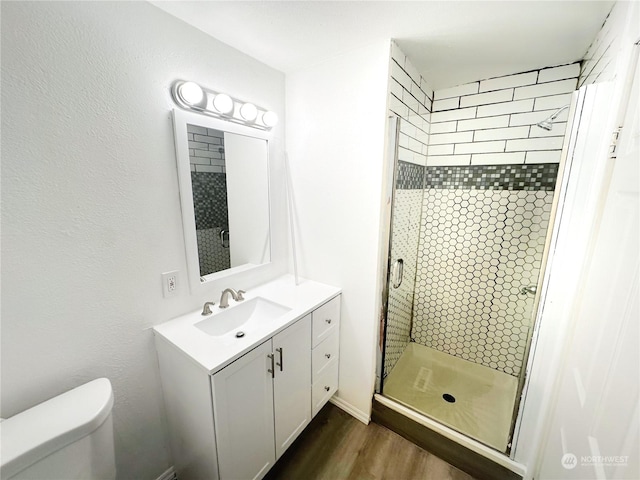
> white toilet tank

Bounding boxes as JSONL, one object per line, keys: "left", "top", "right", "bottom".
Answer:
{"left": 0, "top": 378, "right": 116, "bottom": 480}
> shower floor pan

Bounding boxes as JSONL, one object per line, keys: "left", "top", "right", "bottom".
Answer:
{"left": 383, "top": 342, "right": 518, "bottom": 452}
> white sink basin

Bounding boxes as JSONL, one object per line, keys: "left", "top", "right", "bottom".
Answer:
{"left": 194, "top": 297, "right": 291, "bottom": 337}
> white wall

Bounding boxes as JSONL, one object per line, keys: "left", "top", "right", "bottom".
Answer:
{"left": 286, "top": 41, "right": 391, "bottom": 421}
{"left": 0, "top": 2, "right": 286, "bottom": 478}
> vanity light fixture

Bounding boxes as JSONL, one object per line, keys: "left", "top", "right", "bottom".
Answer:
{"left": 240, "top": 102, "right": 258, "bottom": 122}
{"left": 262, "top": 111, "right": 279, "bottom": 128}
{"left": 212, "top": 93, "right": 234, "bottom": 115}
{"left": 171, "top": 80, "right": 278, "bottom": 130}
{"left": 177, "top": 81, "right": 204, "bottom": 106}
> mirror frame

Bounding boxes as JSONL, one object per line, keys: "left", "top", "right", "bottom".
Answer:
{"left": 172, "top": 108, "right": 273, "bottom": 292}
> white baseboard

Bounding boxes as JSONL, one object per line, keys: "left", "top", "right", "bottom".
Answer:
{"left": 155, "top": 466, "right": 177, "bottom": 480}
{"left": 329, "top": 395, "right": 370, "bottom": 425}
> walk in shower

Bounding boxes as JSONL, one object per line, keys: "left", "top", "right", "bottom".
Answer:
{"left": 378, "top": 115, "right": 565, "bottom": 453}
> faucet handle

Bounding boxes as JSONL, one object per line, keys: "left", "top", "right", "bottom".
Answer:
{"left": 237, "top": 290, "right": 246, "bottom": 301}
{"left": 201, "top": 301, "right": 216, "bottom": 316}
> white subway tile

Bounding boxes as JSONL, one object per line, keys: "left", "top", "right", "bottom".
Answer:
{"left": 474, "top": 126, "right": 530, "bottom": 141}
{"left": 397, "top": 146, "right": 413, "bottom": 162}
{"left": 410, "top": 82, "right": 427, "bottom": 106}
{"left": 416, "top": 129, "right": 429, "bottom": 144}
{"left": 538, "top": 63, "right": 580, "bottom": 83}
{"left": 511, "top": 108, "right": 570, "bottom": 127}
{"left": 422, "top": 143, "right": 429, "bottom": 155}
{"left": 477, "top": 99, "right": 534, "bottom": 117}
{"left": 505, "top": 137, "right": 565, "bottom": 151}
{"left": 428, "top": 144, "right": 454, "bottom": 156}
{"left": 534, "top": 93, "right": 573, "bottom": 111}
{"left": 398, "top": 146, "right": 427, "bottom": 166}
{"left": 195, "top": 165, "right": 221, "bottom": 172}
{"left": 455, "top": 140, "right": 506, "bottom": 154}
{"left": 470, "top": 152, "right": 526, "bottom": 165}
{"left": 408, "top": 137, "right": 424, "bottom": 152}
{"left": 479, "top": 72, "right": 538, "bottom": 93}
{"left": 525, "top": 151, "right": 562, "bottom": 164}
{"left": 432, "top": 97, "right": 460, "bottom": 112}
{"left": 514, "top": 78, "right": 577, "bottom": 100}
{"left": 421, "top": 78, "right": 434, "bottom": 100}
{"left": 404, "top": 59, "right": 421, "bottom": 85}
{"left": 390, "top": 79, "right": 403, "bottom": 99}
{"left": 431, "top": 106, "right": 477, "bottom": 123}
{"left": 391, "top": 61, "right": 412, "bottom": 90}
{"left": 398, "top": 132, "right": 409, "bottom": 148}
{"left": 460, "top": 88, "right": 513, "bottom": 108}
{"left": 430, "top": 121, "right": 457, "bottom": 134}
{"left": 418, "top": 104, "right": 431, "bottom": 115}
{"left": 390, "top": 41, "right": 406, "bottom": 66}
{"left": 400, "top": 120, "right": 417, "bottom": 137}
{"left": 435, "top": 82, "right": 479, "bottom": 100}
{"left": 529, "top": 122, "right": 567, "bottom": 138}
{"left": 457, "top": 115, "right": 509, "bottom": 132}
{"left": 190, "top": 164, "right": 196, "bottom": 172}
{"left": 389, "top": 102, "right": 409, "bottom": 118}
{"left": 427, "top": 155, "right": 471, "bottom": 166}
{"left": 402, "top": 89, "right": 420, "bottom": 112}
{"left": 430, "top": 131, "right": 474, "bottom": 145}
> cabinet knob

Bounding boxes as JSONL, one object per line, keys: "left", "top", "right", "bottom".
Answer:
{"left": 325, "top": 353, "right": 331, "bottom": 359}
{"left": 325, "top": 318, "right": 332, "bottom": 324}
{"left": 324, "top": 386, "right": 330, "bottom": 392}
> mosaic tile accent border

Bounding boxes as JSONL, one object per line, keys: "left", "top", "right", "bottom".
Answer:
{"left": 396, "top": 161, "right": 425, "bottom": 190}
{"left": 425, "top": 163, "right": 559, "bottom": 191}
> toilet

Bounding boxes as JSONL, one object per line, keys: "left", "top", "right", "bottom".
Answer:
{"left": 0, "top": 378, "right": 116, "bottom": 480}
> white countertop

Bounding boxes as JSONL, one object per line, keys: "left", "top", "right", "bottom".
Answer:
{"left": 153, "top": 275, "right": 341, "bottom": 374}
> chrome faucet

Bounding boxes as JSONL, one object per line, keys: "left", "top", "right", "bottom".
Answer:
{"left": 219, "top": 288, "right": 246, "bottom": 308}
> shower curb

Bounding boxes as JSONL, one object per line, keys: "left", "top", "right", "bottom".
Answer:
{"left": 371, "top": 398, "right": 523, "bottom": 480}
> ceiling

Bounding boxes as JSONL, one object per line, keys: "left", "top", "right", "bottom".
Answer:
{"left": 151, "top": 1, "right": 614, "bottom": 90}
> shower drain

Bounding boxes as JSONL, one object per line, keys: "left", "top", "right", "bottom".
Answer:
{"left": 442, "top": 393, "right": 456, "bottom": 403}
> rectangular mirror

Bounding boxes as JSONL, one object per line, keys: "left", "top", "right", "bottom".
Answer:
{"left": 172, "top": 109, "right": 272, "bottom": 291}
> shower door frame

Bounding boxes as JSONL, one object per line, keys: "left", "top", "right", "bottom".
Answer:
{"left": 377, "top": 114, "right": 400, "bottom": 395}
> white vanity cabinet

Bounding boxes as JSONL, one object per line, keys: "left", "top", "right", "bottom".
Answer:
{"left": 311, "top": 296, "right": 341, "bottom": 416}
{"left": 212, "top": 316, "right": 311, "bottom": 479}
{"left": 153, "top": 277, "right": 341, "bottom": 480}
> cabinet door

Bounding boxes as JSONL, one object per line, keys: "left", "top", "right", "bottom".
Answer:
{"left": 211, "top": 340, "right": 275, "bottom": 480}
{"left": 272, "top": 315, "right": 311, "bottom": 459}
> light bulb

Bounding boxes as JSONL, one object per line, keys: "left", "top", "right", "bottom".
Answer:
{"left": 179, "top": 82, "right": 204, "bottom": 105}
{"left": 240, "top": 103, "right": 258, "bottom": 121}
{"left": 262, "top": 111, "right": 278, "bottom": 128}
{"left": 213, "top": 93, "right": 234, "bottom": 114}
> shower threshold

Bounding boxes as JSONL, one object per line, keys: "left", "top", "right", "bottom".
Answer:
{"left": 383, "top": 343, "right": 518, "bottom": 452}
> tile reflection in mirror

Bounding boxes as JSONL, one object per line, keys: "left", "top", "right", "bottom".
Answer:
{"left": 187, "top": 124, "right": 231, "bottom": 276}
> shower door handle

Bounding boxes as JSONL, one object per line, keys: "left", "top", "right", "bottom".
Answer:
{"left": 392, "top": 259, "right": 404, "bottom": 289}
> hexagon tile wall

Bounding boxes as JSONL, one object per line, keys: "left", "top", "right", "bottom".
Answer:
{"left": 411, "top": 164, "right": 557, "bottom": 377}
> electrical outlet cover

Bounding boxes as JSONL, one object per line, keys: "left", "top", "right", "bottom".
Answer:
{"left": 162, "top": 271, "right": 179, "bottom": 298}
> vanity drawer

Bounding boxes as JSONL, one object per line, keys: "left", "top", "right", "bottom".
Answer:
{"left": 312, "top": 361, "right": 339, "bottom": 417}
{"left": 311, "top": 296, "right": 340, "bottom": 348}
{"left": 312, "top": 331, "right": 339, "bottom": 379}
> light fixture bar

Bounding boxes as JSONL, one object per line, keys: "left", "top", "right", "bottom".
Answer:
{"left": 171, "top": 80, "right": 278, "bottom": 130}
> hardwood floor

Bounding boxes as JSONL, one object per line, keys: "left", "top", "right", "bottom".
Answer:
{"left": 266, "top": 403, "right": 477, "bottom": 480}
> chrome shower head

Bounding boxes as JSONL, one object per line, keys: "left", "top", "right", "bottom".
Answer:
{"left": 536, "top": 119, "right": 554, "bottom": 131}
{"left": 535, "top": 104, "right": 570, "bottom": 131}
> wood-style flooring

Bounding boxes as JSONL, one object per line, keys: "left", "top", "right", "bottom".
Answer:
{"left": 266, "top": 403, "right": 477, "bottom": 480}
